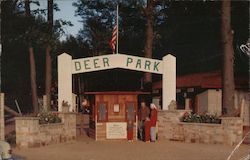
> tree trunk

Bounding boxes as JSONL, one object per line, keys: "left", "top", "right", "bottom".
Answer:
{"left": 143, "top": 0, "right": 154, "bottom": 91}
{"left": 45, "top": 45, "right": 52, "bottom": 111}
{"left": 25, "top": 0, "right": 39, "bottom": 113}
{"left": 45, "top": 0, "right": 53, "bottom": 111}
{"left": 48, "top": 0, "right": 53, "bottom": 30}
{"left": 221, "top": 0, "right": 235, "bottom": 116}
{"left": 29, "top": 47, "right": 39, "bottom": 113}
{"left": 24, "top": 0, "right": 30, "bottom": 15}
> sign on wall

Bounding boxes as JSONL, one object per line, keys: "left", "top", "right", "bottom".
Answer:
{"left": 106, "top": 122, "right": 127, "bottom": 139}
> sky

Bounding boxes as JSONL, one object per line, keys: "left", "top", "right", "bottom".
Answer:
{"left": 31, "top": 0, "right": 82, "bottom": 41}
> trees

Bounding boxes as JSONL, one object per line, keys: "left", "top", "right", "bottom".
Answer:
{"left": 45, "top": 0, "right": 53, "bottom": 111}
{"left": 1, "top": 1, "right": 247, "bottom": 112}
{"left": 2, "top": 0, "right": 71, "bottom": 112}
{"left": 73, "top": 0, "right": 117, "bottom": 56}
{"left": 25, "top": 0, "right": 39, "bottom": 113}
{"left": 143, "top": 0, "right": 155, "bottom": 90}
{"left": 221, "top": 0, "right": 235, "bottom": 115}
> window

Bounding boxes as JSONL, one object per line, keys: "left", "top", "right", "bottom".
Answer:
{"left": 97, "top": 102, "right": 108, "bottom": 122}
{"left": 126, "top": 102, "right": 136, "bottom": 122}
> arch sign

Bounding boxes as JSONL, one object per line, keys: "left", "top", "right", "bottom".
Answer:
{"left": 58, "top": 53, "right": 176, "bottom": 111}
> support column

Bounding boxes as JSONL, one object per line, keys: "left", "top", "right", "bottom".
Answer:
{"left": 43, "top": 95, "right": 47, "bottom": 111}
{"left": 58, "top": 53, "right": 72, "bottom": 112}
{"left": 162, "top": 54, "right": 176, "bottom": 110}
{"left": 0, "top": 93, "right": 4, "bottom": 140}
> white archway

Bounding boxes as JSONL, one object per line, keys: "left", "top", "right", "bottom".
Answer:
{"left": 58, "top": 53, "right": 176, "bottom": 111}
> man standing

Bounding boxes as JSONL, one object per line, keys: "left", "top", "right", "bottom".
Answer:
{"left": 150, "top": 103, "right": 158, "bottom": 142}
{"left": 138, "top": 101, "right": 150, "bottom": 140}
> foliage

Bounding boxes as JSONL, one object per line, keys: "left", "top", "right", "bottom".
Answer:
{"left": 181, "top": 112, "right": 221, "bottom": 124}
{"left": 1, "top": 0, "right": 72, "bottom": 112}
{"left": 37, "top": 112, "right": 62, "bottom": 124}
{"left": 2, "top": 0, "right": 248, "bottom": 111}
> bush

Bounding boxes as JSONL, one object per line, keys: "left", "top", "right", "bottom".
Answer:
{"left": 181, "top": 112, "right": 221, "bottom": 124}
{"left": 37, "top": 112, "right": 62, "bottom": 124}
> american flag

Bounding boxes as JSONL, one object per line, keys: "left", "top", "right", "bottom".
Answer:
{"left": 109, "top": 24, "right": 118, "bottom": 53}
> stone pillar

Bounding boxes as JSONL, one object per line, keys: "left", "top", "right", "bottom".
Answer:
{"left": 0, "top": 93, "right": 4, "bottom": 140}
{"left": 221, "top": 117, "right": 243, "bottom": 145}
{"left": 157, "top": 110, "right": 191, "bottom": 140}
{"left": 185, "top": 98, "right": 191, "bottom": 110}
{"left": 59, "top": 112, "right": 76, "bottom": 141}
{"left": 43, "top": 95, "right": 47, "bottom": 111}
{"left": 162, "top": 54, "right": 176, "bottom": 110}
{"left": 15, "top": 117, "right": 40, "bottom": 148}
{"left": 58, "top": 53, "right": 73, "bottom": 112}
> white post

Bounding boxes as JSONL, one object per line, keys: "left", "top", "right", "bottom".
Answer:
{"left": 116, "top": 4, "right": 119, "bottom": 54}
{"left": 43, "top": 95, "right": 47, "bottom": 111}
{"left": 162, "top": 54, "right": 176, "bottom": 110}
{"left": 0, "top": 93, "right": 4, "bottom": 140}
{"left": 185, "top": 98, "right": 191, "bottom": 110}
{"left": 58, "top": 53, "right": 73, "bottom": 112}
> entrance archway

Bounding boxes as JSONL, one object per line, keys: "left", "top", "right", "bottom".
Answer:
{"left": 58, "top": 53, "right": 176, "bottom": 111}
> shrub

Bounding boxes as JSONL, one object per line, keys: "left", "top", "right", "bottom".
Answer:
{"left": 37, "top": 112, "right": 62, "bottom": 124}
{"left": 181, "top": 112, "right": 221, "bottom": 124}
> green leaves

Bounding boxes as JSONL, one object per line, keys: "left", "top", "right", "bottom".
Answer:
{"left": 37, "top": 112, "right": 62, "bottom": 124}
{"left": 181, "top": 112, "right": 221, "bottom": 124}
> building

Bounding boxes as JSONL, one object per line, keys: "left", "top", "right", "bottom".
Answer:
{"left": 153, "top": 71, "right": 249, "bottom": 126}
{"left": 81, "top": 91, "right": 150, "bottom": 141}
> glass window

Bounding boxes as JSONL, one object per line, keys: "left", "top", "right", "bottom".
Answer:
{"left": 126, "top": 102, "right": 135, "bottom": 122}
{"left": 98, "top": 102, "right": 107, "bottom": 122}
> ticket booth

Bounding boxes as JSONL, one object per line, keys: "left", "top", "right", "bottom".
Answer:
{"left": 82, "top": 91, "right": 149, "bottom": 141}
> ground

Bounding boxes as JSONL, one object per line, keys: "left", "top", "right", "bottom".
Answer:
{"left": 12, "top": 135, "right": 249, "bottom": 160}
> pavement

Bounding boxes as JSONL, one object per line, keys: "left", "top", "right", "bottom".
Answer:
{"left": 12, "top": 135, "right": 250, "bottom": 160}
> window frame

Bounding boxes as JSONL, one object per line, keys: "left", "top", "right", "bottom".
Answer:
{"left": 97, "top": 102, "right": 108, "bottom": 122}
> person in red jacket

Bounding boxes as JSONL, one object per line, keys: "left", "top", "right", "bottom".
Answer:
{"left": 144, "top": 117, "right": 151, "bottom": 142}
{"left": 150, "top": 103, "right": 158, "bottom": 142}
{"left": 127, "top": 120, "right": 134, "bottom": 142}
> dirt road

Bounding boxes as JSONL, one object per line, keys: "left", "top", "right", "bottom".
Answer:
{"left": 13, "top": 136, "right": 249, "bottom": 160}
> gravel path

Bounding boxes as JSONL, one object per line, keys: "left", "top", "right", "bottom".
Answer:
{"left": 13, "top": 136, "right": 249, "bottom": 160}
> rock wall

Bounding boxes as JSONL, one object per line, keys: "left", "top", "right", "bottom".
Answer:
{"left": 15, "top": 112, "right": 76, "bottom": 148}
{"left": 158, "top": 110, "right": 243, "bottom": 145}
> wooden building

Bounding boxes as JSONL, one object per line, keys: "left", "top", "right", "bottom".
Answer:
{"left": 82, "top": 91, "right": 149, "bottom": 141}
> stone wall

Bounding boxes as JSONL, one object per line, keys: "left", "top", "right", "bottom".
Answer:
{"left": 15, "top": 112, "right": 76, "bottom": 148}
{"left": 158, "top": 110, "right": 243, "bottom": 145}
{"left": 158, "top": 109, "right": 191, "bottom": 140}
{"left": 0, "top": 93, "right": 4, "bottom": 140}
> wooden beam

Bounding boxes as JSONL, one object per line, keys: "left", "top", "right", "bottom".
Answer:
{"left": 4, "top": 105, "right": 21, "bottom": 117}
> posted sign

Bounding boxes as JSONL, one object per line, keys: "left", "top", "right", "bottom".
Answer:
{"left": 58, "top": 53, "right": 176, "bottom": 111}
{"left": 72, "top": 54, "right": 163, "bottom": 74}
{"left": 106, "top": 122, "right": 127, "bottom": 139}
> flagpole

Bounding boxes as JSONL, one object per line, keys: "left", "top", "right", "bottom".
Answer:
{"left": 116, "top": 4, "right": 119, "bottom": 54}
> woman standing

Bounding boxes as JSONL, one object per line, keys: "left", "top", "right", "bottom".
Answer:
{"left": 150, "top": 103, "right": 158, "bottom": 142}
{"left": 144, "top": 117, "right": 151, "bottom": 142}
